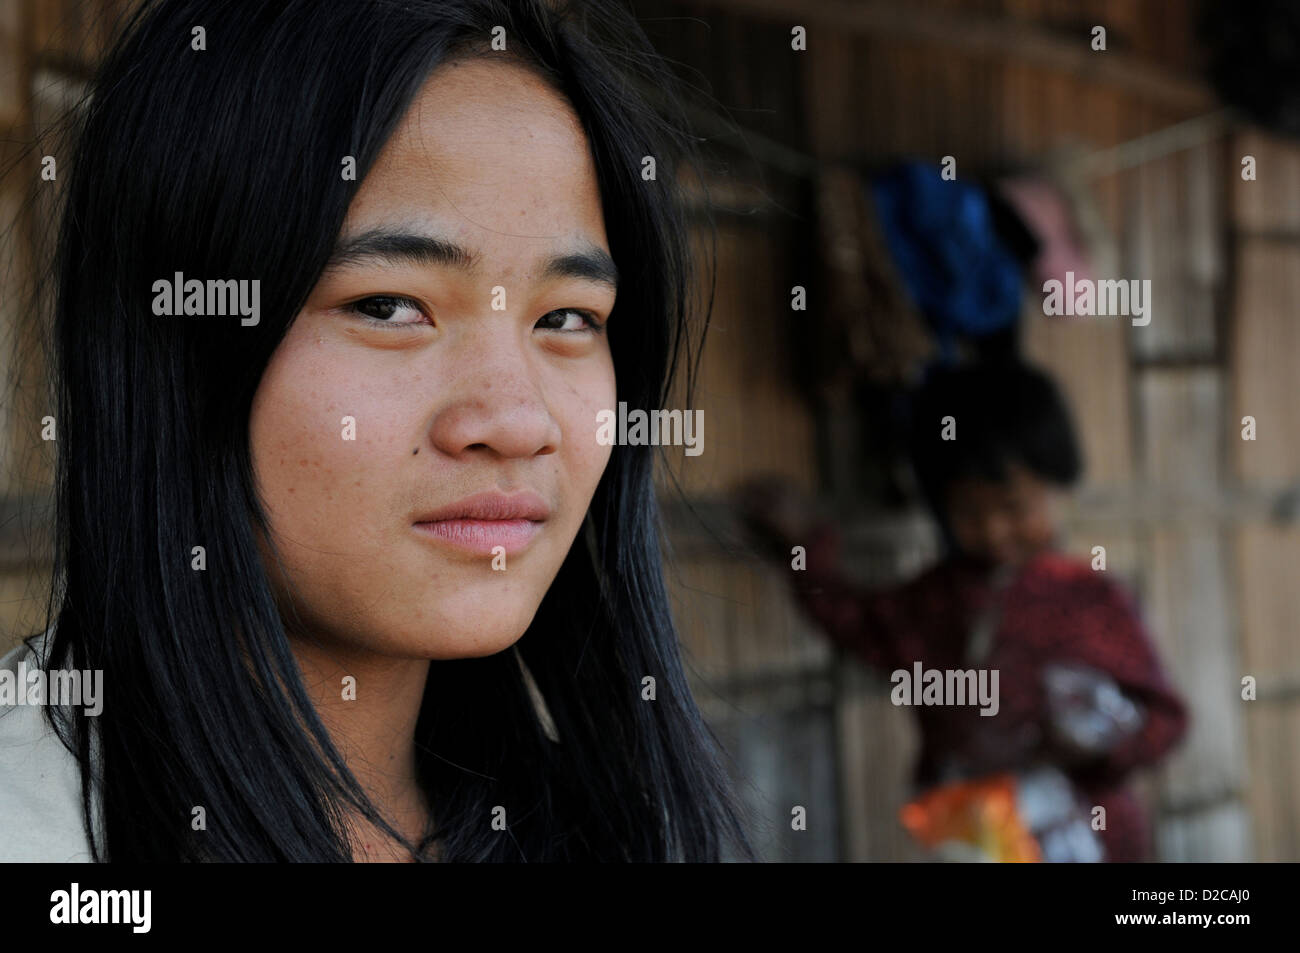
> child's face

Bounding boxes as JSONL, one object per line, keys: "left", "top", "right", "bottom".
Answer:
{"left": 944, "top": 463, "right": 1061, "bottom": 569}
{"left": 248, "top": 58, "right": 618, "bottom": 660}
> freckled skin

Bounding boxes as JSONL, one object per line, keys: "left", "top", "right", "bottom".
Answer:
{"left": 248, "top": 59, "right": 617, "bottom": 660}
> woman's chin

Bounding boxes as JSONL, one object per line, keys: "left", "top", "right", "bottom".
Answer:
{"left": 399, "top": 599, "right": 542, "bottom": 660}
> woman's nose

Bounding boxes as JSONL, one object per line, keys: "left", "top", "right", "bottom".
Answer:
{"left": 426, "top": 340, "right": 562, "bottom": 459}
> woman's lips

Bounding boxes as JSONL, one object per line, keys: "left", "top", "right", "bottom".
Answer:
{"left": 412, "top": 518, "right": 543, "bottom": 556}
{"left": 412, "top": 490, "right": 550, "bottom": 556}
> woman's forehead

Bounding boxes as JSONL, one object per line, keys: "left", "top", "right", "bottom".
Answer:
{"left": 344, "top": 59, "right": 609, "bottom": 265}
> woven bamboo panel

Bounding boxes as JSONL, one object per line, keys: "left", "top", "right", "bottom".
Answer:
{"left": 1231, "top": 240, "right": 1300, "bottom": 483}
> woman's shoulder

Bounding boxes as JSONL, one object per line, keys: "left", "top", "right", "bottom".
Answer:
{"left": 0, "top": 630, "right": 96, "bottom": 862}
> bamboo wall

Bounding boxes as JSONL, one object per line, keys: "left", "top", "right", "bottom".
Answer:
{"left": 646, "top": 0, "right": 1296, "bottom": 861}
{"left": 1, "top": 1, "right": 128, "bottom": 654}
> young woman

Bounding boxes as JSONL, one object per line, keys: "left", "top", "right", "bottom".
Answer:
{"left": 0, "top": 0, "right": 753, "bottom": 862}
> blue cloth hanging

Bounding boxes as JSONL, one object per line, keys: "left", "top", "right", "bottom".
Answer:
{"left": 870, "top": 162, "right": 1024, "bottom": 361}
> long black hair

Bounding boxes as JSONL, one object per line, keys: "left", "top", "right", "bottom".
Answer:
{"left": 36, "top": 0, "right": 752, "bottom": 861}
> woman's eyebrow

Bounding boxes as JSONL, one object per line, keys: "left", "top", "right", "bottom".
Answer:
{"left": 323, "top": 227, "right": 619, "bottom": 292}
{"left": 326, "top": 228, "right": 478, "bottom": 272}
{"left": 543, "top": 246, "right": 619, "bottom": 293}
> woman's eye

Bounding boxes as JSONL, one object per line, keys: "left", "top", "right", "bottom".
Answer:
{"left": 347, "top": 295, "right": 427, "bottom": 325}
{"left": 535, "top": 308, "right": 602, "bottom": 333}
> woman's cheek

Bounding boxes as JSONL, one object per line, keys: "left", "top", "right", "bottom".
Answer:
{"left": 569, "top": 358, "right": 617, "bottom": 490}
{"left": 252, "top": 350, "right": 396, "bottom": 557}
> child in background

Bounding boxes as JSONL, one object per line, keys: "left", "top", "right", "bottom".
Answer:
{"left": 738, "top": 360, "right": 1188, "bottom": 862}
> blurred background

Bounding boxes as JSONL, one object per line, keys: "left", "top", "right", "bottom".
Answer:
{"left": 2, "top": 0, "right": 1298, "bottom": 861}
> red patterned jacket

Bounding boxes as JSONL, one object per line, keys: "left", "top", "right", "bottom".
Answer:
{"left": 793, "top": 525, "right": 1189, "bottom": 862}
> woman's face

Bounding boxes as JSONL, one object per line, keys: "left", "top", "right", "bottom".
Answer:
{"left": 249, "top": 58, "right": 618, "bottom": 660}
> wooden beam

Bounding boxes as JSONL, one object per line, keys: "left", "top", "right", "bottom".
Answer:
{"left": 690, "top": 0, "right": 1216, "bottom": 112}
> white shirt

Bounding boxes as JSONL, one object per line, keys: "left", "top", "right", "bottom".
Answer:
{"left": 0, "top": 632, "right": 97, "bottom": 862}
